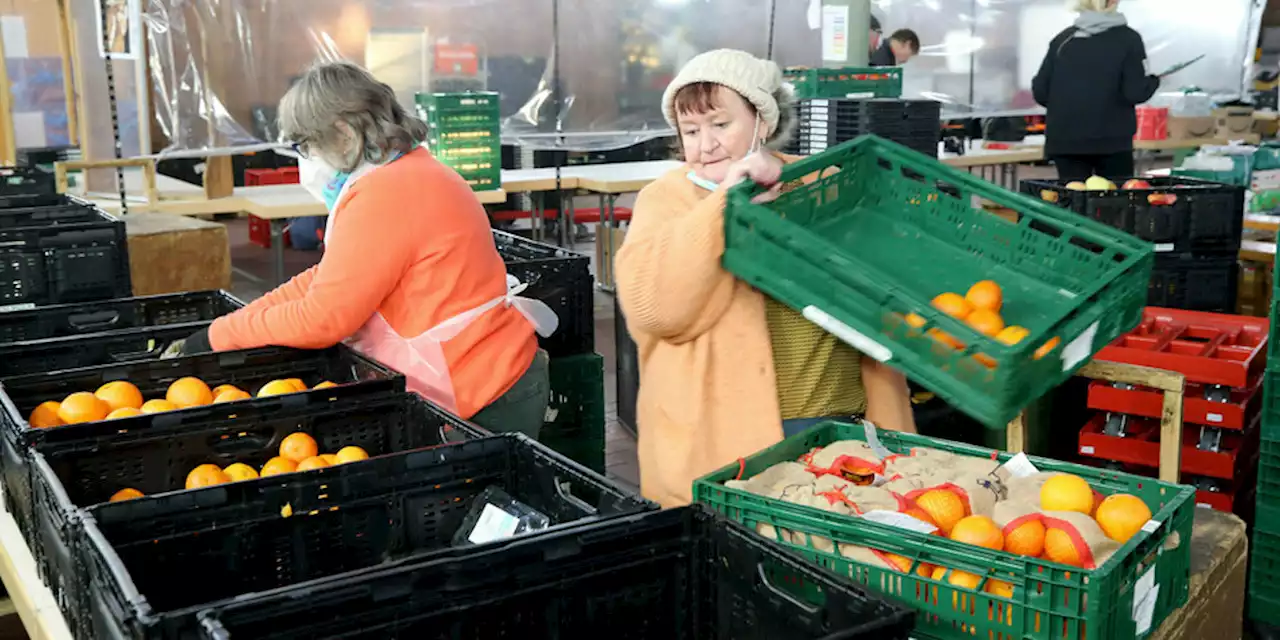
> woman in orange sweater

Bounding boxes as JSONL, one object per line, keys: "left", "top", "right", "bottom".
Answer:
{"left": 615, "top": 50, "right": 917, "bottom": 508}
{"left": 171, "top": 62, "right": 554, "bottom": 437}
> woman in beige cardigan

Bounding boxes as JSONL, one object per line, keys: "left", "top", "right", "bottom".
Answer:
{"left": 615, "top": 49, "right": 917, "bottom": 509}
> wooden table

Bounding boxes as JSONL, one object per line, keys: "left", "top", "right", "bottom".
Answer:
{"left": 940, "top": 143, "right": 1045, "bottom": 190}
{"left": 500, "top": 168, "right": 584, "bottom": 243}
{"left": 0, "top": 488, "right": 72, "bottom": 640}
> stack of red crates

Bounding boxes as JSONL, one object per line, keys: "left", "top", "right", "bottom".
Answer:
{"left": 245, "top": 167, "right": 300, "bottom": 249}
{"left": 1077, "top": 307, "right": 1268, "bottom": 517}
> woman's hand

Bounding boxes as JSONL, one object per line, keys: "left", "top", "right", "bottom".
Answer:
{"left": 721, "top": 153, "right": 785, "bottom": 203}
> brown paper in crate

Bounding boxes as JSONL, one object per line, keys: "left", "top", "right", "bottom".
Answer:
{"left": 724, "top": 461, "right": 815, "bottom": 498}
{"left": 881, "top": 447, "right": 960, "bottom": 479}
{"left": 779, "top": 484, "right": 855, "bottom": 554}
{"left": 801, "top": 440, "right": 884, "bottom": 483}
{"left": 837, "top": 543, "right": 937, "bottom": 576}
{"left": 1042, "top": 510, "right": 1122, "bottom": 569}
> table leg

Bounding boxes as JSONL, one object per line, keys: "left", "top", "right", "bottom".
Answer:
{"left": 560, "top": 195, "right": 577, "bottom": 248}
{"left": 531, "top": 192, "right": 545, "bottom": 243}
{"left": 269, "top": 218, "right": 287, "bottom": 287}
{"left": 598, "top": 193, "right": 617, "bottom": 294}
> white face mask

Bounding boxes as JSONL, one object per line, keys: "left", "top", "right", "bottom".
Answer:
{"left": 298, "top": 155, "right": 347, "bottom": 210}
{"left": 687, "top": 114, "right": 764, "bottom": 191}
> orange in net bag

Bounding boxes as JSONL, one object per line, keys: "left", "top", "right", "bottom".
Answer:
{"left": 992, "top": 500, "right": 1047, "bottom": 557}
{"left": 1040, "top": 511, "right": 1122, "bottom": 569}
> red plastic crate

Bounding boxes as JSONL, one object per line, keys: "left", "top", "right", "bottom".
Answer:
{"left": 245, "top": 167, "right": 300, "bottom": 187}
{"left": 248, "top": 216, "right": 290, "bottom": 250}
{"left": 1077, "top": 411, "right": 1259, "bottom": 481}
{"left": 1086, "top": 374, "right": 1262, "bottom": 431}
{"left": 1077, "top": 452, "right": 1256, "bottom": 516}
{"left": 1134, "top": 106, "right": 1169, "bottom": 141}
{"left": 1095, "top": 307, "right": 1269, "bottom": 388}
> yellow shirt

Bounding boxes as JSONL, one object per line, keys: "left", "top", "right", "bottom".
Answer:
{"left": 766, "top": 297, "right": 866, "bottom": 420}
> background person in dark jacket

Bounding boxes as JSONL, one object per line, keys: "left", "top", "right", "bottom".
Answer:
{"left": 870, "top": 29, "right": 920, "bottom": 67}
{"left": 1032, "top": 0, "right": 1160, "bottom": 181}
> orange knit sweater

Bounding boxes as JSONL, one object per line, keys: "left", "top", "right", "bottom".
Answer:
{"left": 615, "top": 164, "right": 789, "bottom": 508}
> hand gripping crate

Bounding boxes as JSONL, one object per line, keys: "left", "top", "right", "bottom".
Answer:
{"left": 194, "top": 505, "right": 915, "bottom": 640}
{"left": 73, "top": 433, "right": 653, "bottom": 639}
{"left": 694, "top": 421, "right": 1196, "bottom": 640}
{"left": 724, "top": 135, "right": 1154, "bottom": 427}
{"left": 32, "top": 391, "right": 481, "bottom": 635}
{"left": 0, "top": 345, "right": 404, "bottom": 552}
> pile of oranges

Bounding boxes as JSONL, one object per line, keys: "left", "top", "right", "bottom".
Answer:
{"left": 903, "top": 280, "right": 1059, "bottom": 366}
{"left": 109, "top": 432, "right": 370, "bottom": 502}
{"left": 27, "top": 376, "right": 339, "bottom": 429}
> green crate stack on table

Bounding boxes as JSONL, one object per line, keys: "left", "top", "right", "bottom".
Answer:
{"left": 1248, "top": 236, "right": 1280, "bottom": 631}
{"left": 783, "top": 66, "right": 904, "bottom": 99}
{"left": 415, "top": 91, "right": 501, "bottom": 192}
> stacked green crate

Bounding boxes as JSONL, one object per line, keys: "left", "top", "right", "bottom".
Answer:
{"left": 540, "top": 353, "right": 606, "bottom": 474}
{"left": 1249, "top": 238, "right": 1280, "bottom": 629}
{"left": 415, "top": 91, "right": 501, "bottom": 191}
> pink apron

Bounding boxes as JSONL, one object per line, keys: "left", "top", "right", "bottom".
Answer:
{"left": 323, "top": 161, "right": 558, "bottom": 414}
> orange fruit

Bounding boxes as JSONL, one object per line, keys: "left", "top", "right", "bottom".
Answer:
{"left": 284, "top": 378, "right": 308, "bottom": 392}
{"left": 296, "top": 456, "right": 332, "bottom": 472}
{"left": 986, "top": 580, "right": 1015, "bottom": 598}
{"left": 28, "top": 401, "right": 64, "bottom": 429}
{"left": 965, "top": 309, "right": 1005, "bottom": 337}
{"left": 927, "top": 329, "right": 965, "bottom": 351}
{"left": 166, "top": 377, "right": 213, "bottom": 408}
{"left": 210, "top": 384, "right": 243, "bottom": 397}
{"left": 965, "top": 280, "right": 1003, "bottom": 312}
{"left": 213, "top": 388, "right": 252, "bottom": 404}
{"left": 913, "top": 490, "right": 967, "bottom": 535}
{"left": 279, "top": 432, "right": 319, "bottom": 462}
{"left": 1040, "top": 474, "right": 1094, "bottom": 514}
{"left": 223, "top": 463, "right": 259, "bottom": 482}
{"left": 106, "top": 407, "right": 143, "bottom": 420}
{"left": 1043, "top": 528, "right": 1083, "bottom": 567}
{"left": 996, "top": 325, "right": 1030, "bottom": 346}
{"left": 140, "top": 399, "right": 179, "bottom": 414}
{"left": 931, "top": 292, "right": 973, "bottom": 320}
{"left": 313, "top": 381, "right": 338, "bottom": 390}
{"left": 949, "top": 515, "right": 1004, "bottom": 550}
{"left": 110, "top": 488, "right": 144, "bottom": 502}
{"left": 973, "top": 353, "right": 997, "bottom": 369}
{"left": 335, "top": 446, "right": 369, "bottom": 464}
{"left": 185, "top": 463, "right": 231, "bottom": 490}
{"left": 320, "top": 454, "right": 340, "bottom": 465}
{"left": 1035, "top": 337, "right": 1061, "bottom": 360}
{"left": 260, "top": 456, "right": 298, "bottom": 477}
{"left": 1003, "top": 519, "right": 1046, "bottom": 557}
{"left": 95, "top": 381, "right": 143, "bottom": 412}
{"left": 884, "top": 553, "right": 933, "bottom": 577}
{"left": 257, "top": 379, "right": 299, "bottom": 397}
{"left": 57, "top": 392, "right": 109, "bottom": 424}
{"left": 1094, "top": 494, "right": 1152, "bottom": 543}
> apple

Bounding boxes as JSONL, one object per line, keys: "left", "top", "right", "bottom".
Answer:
{"left": 1084, "top": 175, "right": 1116, "bottom": 191}
{"left": 1146, "top": 193, "right": 1178, "bottom": 206}
{"left": 1040, "top": 190, "right": 1060, "bottom": 203}
{"left": 1065, "top": 181, "right": 1088, "bottom": 191}
{"left": 1122, "top": 179, "right": 1151, "bottom": 190}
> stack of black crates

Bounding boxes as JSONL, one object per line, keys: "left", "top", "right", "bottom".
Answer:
{"left": 1022, "top": 177, "right": 1244, "bottom": 312}
{"left": 491, "top": 229, "right": 605, "bottom": 473}
{"left": 783, "top": 98, "right": 942, "bottom": 159}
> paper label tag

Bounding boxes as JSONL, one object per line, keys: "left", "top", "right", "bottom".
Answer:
{"left": 1141, "top": 519, "right": 1161, "bottom": 534}
{"left": 862, "top": 420, "right": 894, "bottom": 459}
{"left": 863, "top": 509, "right": 938, "bottom": 534}
{"left": 1000, "top": 452, "right": 1040, "bottom": 478}
{"left": 0, "top": 303, "right": 35, "bottom": 313}
{"left": 467, "top": 503, "right": 521, "bottom": 545}
{"left": 1080, "top": 445, "right": 1095, "bottom": 455}
{"left": 1153, "top": 243, "right": 1175, "bottom": 252}
{"left": 1061, "top": 321, "right": 1100, "bottom": 372}
{"left": 1206, "top": 413, "right": 1223, "bottom": 423}
{"left": 1133, "top": 567, "right": 1159, "bottom": 635}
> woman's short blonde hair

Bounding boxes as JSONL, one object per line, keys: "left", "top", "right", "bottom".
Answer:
{"left": 1074, "top": 0, "right": 1117, "bottom": 12}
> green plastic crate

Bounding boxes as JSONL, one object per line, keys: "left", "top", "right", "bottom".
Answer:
{"left": 723, "top": 135, "right": 1153, "bottom": 428}
{"left": 539, "top": 353, "right": 606, "bottom": 473}
{"left": 693, "top": 421, "right": 1195, "bottom": 640}
{"left": 784, "top": 66, "right": 903, "bottom": 99}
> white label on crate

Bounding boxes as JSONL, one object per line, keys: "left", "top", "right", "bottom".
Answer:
{"left": 544, "top": 406, "right": 560, "bottom": 423}
{"left": 1080, "top": 445, "right": 1096, "bottom": 455}
{"left": 1061, "top": 321, "right": 1100, "bottom": 372}
{"left": 1133, "top": 567, "right": 1159, "bottom": 636}
{"left": 812, "top": 99, "right": 830, "bottom": 108}
{"left": 808, "top": 103, "right": 830, "bottom": 117}
{"left": 1206, "top": 413, "right": 1223, "bottom": 423}
{"left": 1252, "top": 169, "right": 1280, "bottom": 191}
{"left": 846, "top": 92, "right": 876, "bottom": 99}
{"left": 1000, "top": 452, "right": 1040, "bottom": 478}
{"left": 1153, "top": 243, "right": 1175, "bottom": 252}
{"left": 863, "top": 509, "right": 938, "bottom": 534}
{"left": 809, "top": 124, "right": 829, "bottom": 136}
{"left": 1197, "top": 502, "right": 1212, "bottom": 509}
{"left": 0, "top": 303, "right": 35, "bottom": 313}
{"left": 1141, "top": 519, "right": 1162, "bottom": 534}
{"left": 468, "top": 503, "right": 521, "bottom": 545}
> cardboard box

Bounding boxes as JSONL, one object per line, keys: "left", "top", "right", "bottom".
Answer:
{"left": 1167, "top": 116, "right": 1216, "bottom": 141}
{"left": 125, "top": 213, "right": 231, "bottom": 296}
{"left": 1214, "top": 106, "right": 1256, "bottom": 141}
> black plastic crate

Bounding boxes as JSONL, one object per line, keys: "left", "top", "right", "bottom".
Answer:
{"left": 0, "top": 289, "right": 242, "bottom": 345}
{"left": 1148, "top": 251, "right": 1239, "bottom": 312}
{"left": 0, "top": 195, "right": 112, "bottom": 229}
{"left": 1021, "top": 176, "right": 1244, "bottom": 253}
{"left": 493, "top": 229, "right": 593, "bottom": 357}
{"left": 0, "top": 200, "right": 132, "bottom": 309}
{"left": 195, "top": 505, "right": 914, "bottom": 639}
{"left": 0, "top": 345, "right": 404, "bottom": 552}
{"left": 0, "top": 166, "right": 58, "bottom": 208}
{"left": 0, "top": 322, "right": 203, "bottom": 378}
{"left": 74, "top": 433, "right": 653, "bottom": 639}
{"left": 31, "top": 391, "right": 481, "bottom": 634}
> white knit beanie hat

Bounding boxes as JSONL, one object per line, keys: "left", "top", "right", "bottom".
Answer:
{"left": 662, "top": 49, "right": 786, "bottom": 136}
